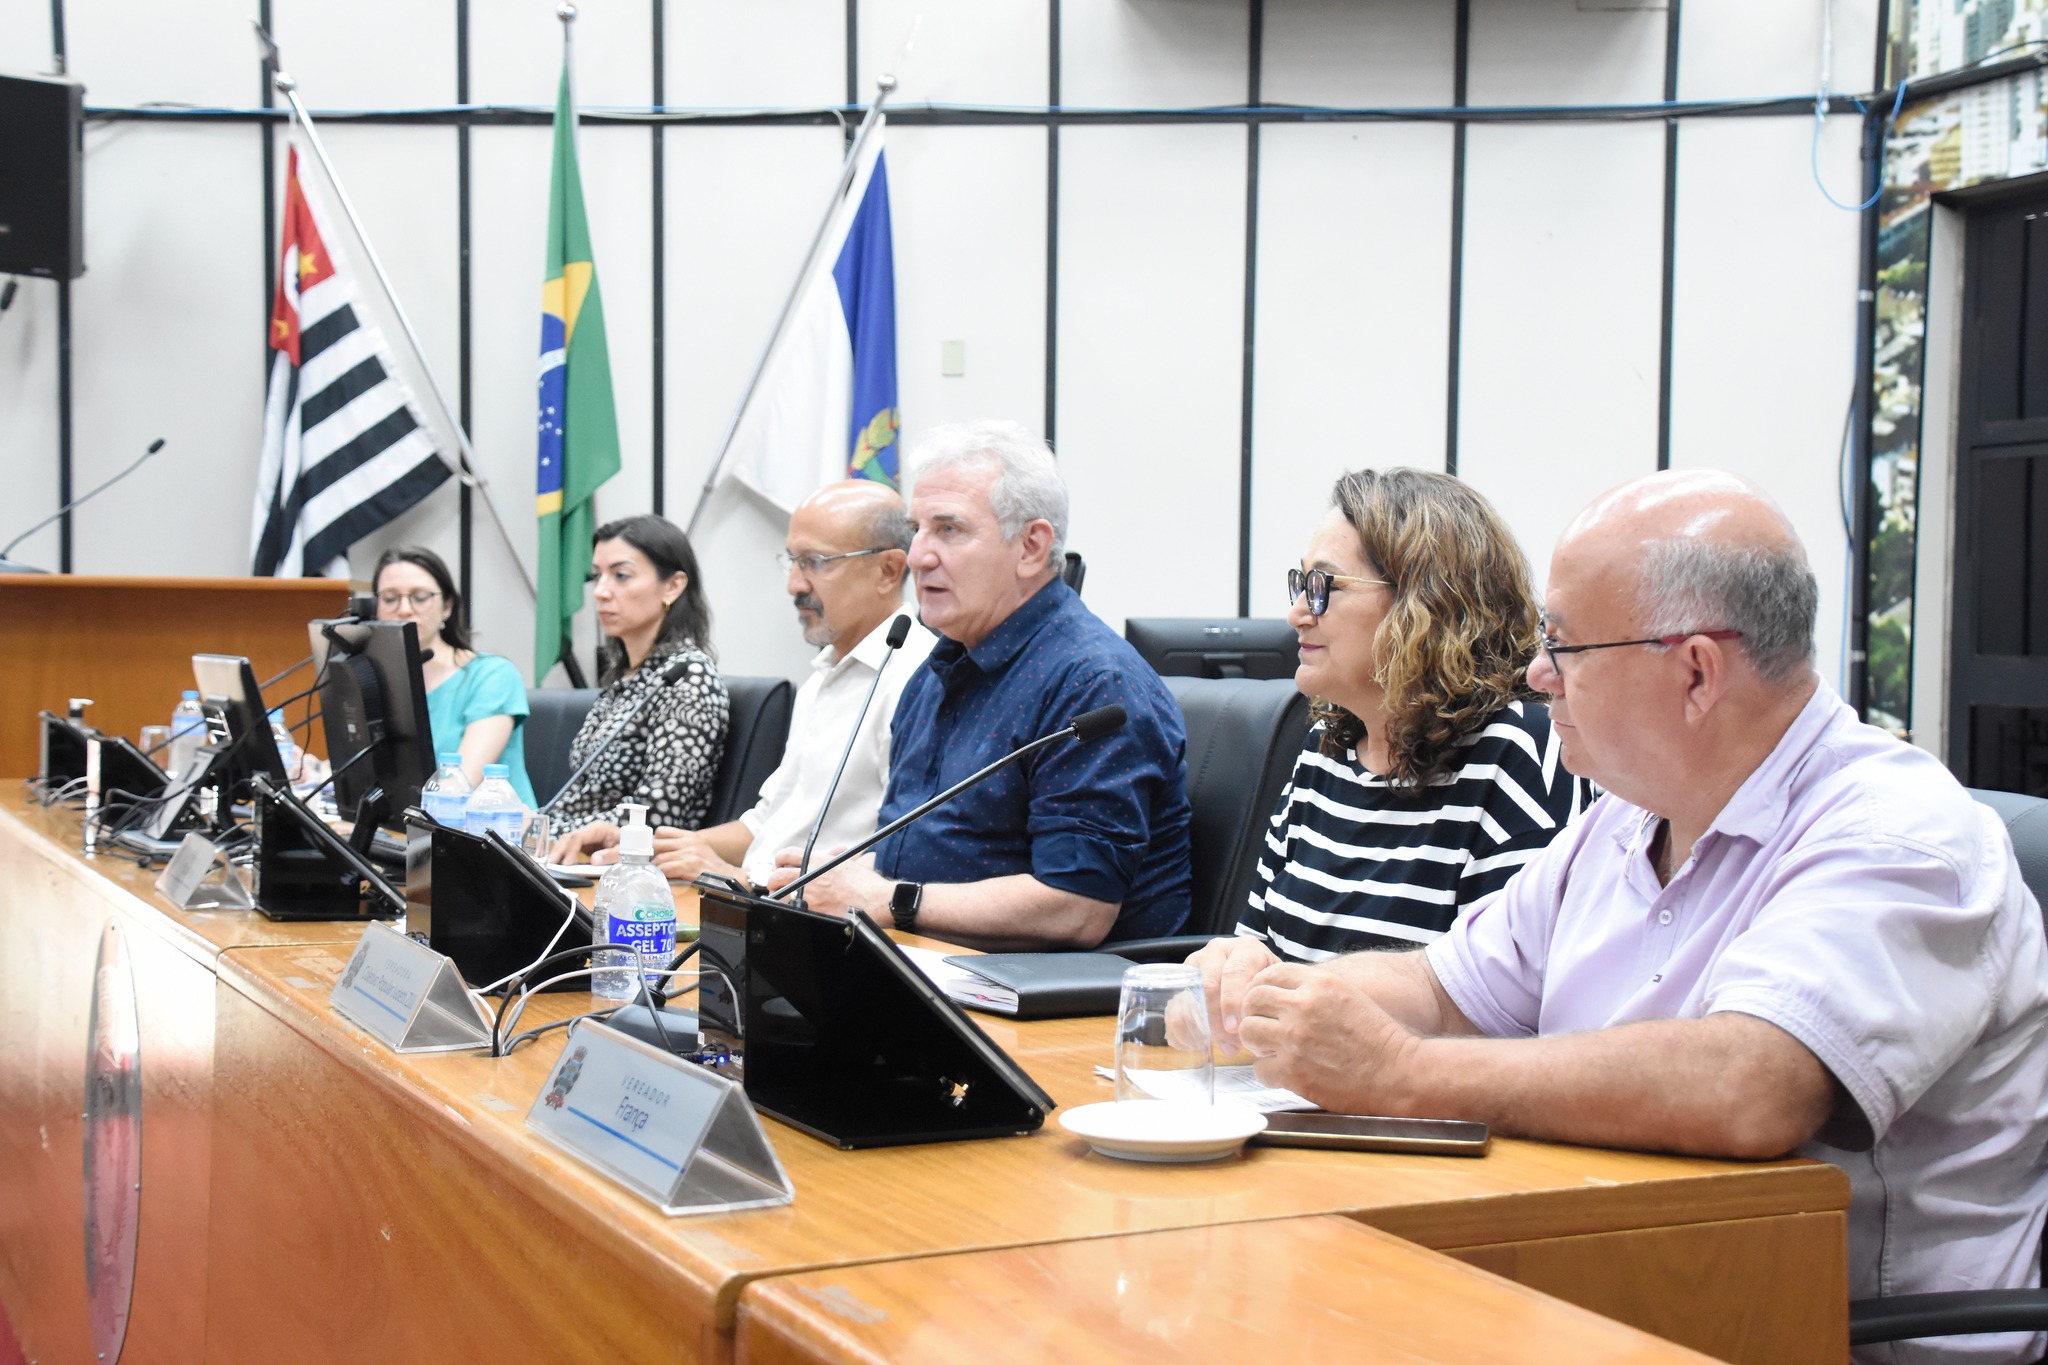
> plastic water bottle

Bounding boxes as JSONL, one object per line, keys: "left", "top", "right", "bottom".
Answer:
{"left": 269, "top": 709, "right": 302, "bottom": 782}
{"left": 464, "top": 764, "right": 527, "bottom": 844}
{"left": 167, "top": 690, "right": 205, "bottom": 780}
{"left": 421, "top": 752, "right": 471, "bottom": 827}
{"left": 592, "top": 803, "right": 677, "bottom": 1002}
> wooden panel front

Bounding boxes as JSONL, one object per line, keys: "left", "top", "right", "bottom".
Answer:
{"left": 733, "top": 1216, "right": 1719, "bottom": 1365}
{"left": 204, "top": 977, "right": 700, "bottom": 1365}
{"left": 0, "top": 575, "right": 349, "bottom": 776}
{"left": 0, "top": 798, "right": 369, "bottom": 1364}
{"left": 0, "top": 808, "right": 218, "bottom": 1364}
{"left": 206, "top": 936, "right": 1849, "bottom": 1360}
{"left": 1444, "top": 1212, "right": 1849, "bottom": 1365}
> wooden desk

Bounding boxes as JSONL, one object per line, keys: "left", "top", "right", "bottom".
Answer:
{"left": 735, "top": 1215, "right": 1720, "bottom": 1364}
{"left": 201, "top": 935, "right": 1849, "bottom": 1365}
{"left": 0, "top": 797, "right": 1852, "bottom": 1364}
{"left": 0, "top": 574, "right": 348, "bottom": 777}
{"left": 0, "top": 793, "right": 366, "bottom": 1365}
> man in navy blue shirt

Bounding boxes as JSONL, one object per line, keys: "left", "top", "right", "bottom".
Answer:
{"left": 771, "top": 420, "right": 1192, "bottom": 948}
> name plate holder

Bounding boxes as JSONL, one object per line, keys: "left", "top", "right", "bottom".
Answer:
{"left": 154, "top": 833, "right": 254, "bottom": 911}
{"left": 526, "top": 1019, "right": 793, "bottom": 1216}
{"left": 330, "top": 922, "right": 493, "bottom": 1053}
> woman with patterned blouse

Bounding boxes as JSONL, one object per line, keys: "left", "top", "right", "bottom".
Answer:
{"left": 545, "top": 515, "right": 729, "bottom": 843}
{"left": 1190, "top": 467, "right": 1589, "bottom": 978}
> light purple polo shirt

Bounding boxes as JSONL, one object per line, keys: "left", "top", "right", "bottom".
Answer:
{"left": 1427, "top": 684, "right": 2048, "bottom": 1365}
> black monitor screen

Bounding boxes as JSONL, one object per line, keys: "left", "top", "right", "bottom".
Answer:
{"left": 311, "top": 619, "right": 435, "bottom": 824}
{"left": 1124, "top": 617, "right": 1298, "bottom": 681}
{"left": 191, "top": 653, "right": 288, "bottom": 795}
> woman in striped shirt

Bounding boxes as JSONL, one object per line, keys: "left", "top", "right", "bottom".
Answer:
{"left": 1195, "top": 467, "right": 1588, "bottom": 975}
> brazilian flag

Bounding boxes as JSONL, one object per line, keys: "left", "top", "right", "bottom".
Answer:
{"left": 535, "top": 64, "right": 620, "bottom": 678}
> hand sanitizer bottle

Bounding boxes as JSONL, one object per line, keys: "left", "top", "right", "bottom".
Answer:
{"left": 592, "top": 803, "right": 676, "bottom": 1001}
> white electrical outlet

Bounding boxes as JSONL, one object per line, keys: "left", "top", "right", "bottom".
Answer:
{"left": 940, "top": 339, "right": 966, "bottom": 377}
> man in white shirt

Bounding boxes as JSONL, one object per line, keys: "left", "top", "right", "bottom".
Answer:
{"left": 554, "top": 479, "right": 933, "bottom": 883}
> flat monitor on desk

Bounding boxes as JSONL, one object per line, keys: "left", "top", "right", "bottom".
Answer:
{"left": 131, "top": 654, "right": 288, "bottom": 844}
{"left": 311, "top": 618, "right": 434, "bottom": 826}
{"left": 1124, "top": 617, "right": 1298, "bottom": 680}
{"left": 192, "top": 653, "right": 289, "bottom": 793}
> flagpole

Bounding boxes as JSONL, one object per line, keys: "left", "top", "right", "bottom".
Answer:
{"left": 255, "top": 26, "right": 537, "bottom": 601}
{"left": 684, "top": 75, "right": 898, "bottom": 538}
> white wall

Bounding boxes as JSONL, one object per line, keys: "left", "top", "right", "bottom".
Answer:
{"left": 2, "top": 0, "right": 1879, "bottom": 700}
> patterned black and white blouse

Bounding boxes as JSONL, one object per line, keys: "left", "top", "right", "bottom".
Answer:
{"left": 550, "top": 643, "right": 729, "bottom": 835}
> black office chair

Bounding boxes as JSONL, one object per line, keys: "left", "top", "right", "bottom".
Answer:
{"left": 1062, "top": 552, "right": 1086, "bottom": 595}
{"left": 1112, "top": 676, "right": 1310, "bottom": 959}
{"left": 704, "top": 675, "right": 794, "bottom": 827}
{"left": 523, "top": 686, "right": 599, "bottom": 806}
{"left": 1847, "top": 786, "right": 2048, "bottom": 1348}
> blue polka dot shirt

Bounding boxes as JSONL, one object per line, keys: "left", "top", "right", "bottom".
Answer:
{"left": 874, "top": 578, "right": 1193, "bottom": 941}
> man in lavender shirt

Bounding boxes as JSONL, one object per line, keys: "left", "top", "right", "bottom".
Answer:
{"left": 1193, "top": 470, "right": 2048, "bottom": 1364}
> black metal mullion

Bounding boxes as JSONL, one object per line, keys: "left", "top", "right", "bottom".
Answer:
{"left": 1046, "top": 0, "right": 1061, "bottom": 445}
{"left": 457, "top": 0, "right": 474, "bottom": 620}
{"left": 651, "top": 0, "right": 666, "bottom": 515}
{"left": 1445, "top": 0, "right": 1469, "bottom": 476}
{"left": 1237, "top": 0, "right": 1263, "bottom": 616}
{"left": 846, "top": 0, "right": 860, "bottom": 148}
{"left": 1656, "top": 0, "right": 1683, "bottom": 471}
{"left": 53, "top": 0, "right": 71, "bottom": 570}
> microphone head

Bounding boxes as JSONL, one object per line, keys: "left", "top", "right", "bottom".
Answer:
{"left": 885, "top": 614, "right": 912, "bottom": 649}
{"left": 660, "top": 656, "right": 694, "bottom": 685}
{"left": 1069, "top": 705, "right": 1127, "bottom": 743}
{"left": 146, "top": 438, "right": 166, "bottom": 454}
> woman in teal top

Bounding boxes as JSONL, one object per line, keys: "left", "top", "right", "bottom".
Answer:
{"left": 372, "top": 547, "right": 537, "bottom": 807}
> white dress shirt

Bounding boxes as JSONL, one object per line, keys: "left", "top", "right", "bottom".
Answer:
{"left": 738, "top": 611, "right": 936, "bottom": 884}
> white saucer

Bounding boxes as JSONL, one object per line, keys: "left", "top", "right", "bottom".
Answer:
{"left": 1058, "top": 1100, "right": 1267, "bottom": 1163}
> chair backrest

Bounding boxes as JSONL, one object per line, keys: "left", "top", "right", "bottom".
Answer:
{"left": 1062, "top": 552, "right": 1086, "bottom": 594}
{"left": 706, "top": 675, "right": 795, "bottom": 827}
{"left": 1163, "top": 675, "right": 1313, "bottom": 939}
{"left": 1969, "top": 787, "right": 2048, "bottom": 920}
{"left": 523, "top": 687, "right": 600, "bottom": 806}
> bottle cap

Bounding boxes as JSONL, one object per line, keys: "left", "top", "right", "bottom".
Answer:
{"left": 483, "top": 764, "right": 508, "bottom": 779}
{"left": 618, "top": 801, "right": 654, "bottom": 859}
{"left": 440, "top": 752, "right": 464, "bottom": 766}
{"left": 269, "top": 709, "right": 285, "bottom": 723}
{"left": 182, "top": 689, "right": 199, "bottom": 700}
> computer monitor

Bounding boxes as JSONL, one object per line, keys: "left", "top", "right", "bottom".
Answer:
{"left": 1123, "top": 618, "right": 1299, "bottom": 681}
{"left": 311, "top": 618, "right": 434, "bottom": 825}
{"left": 191, "top": 653, "right": 288, "bottom": 795}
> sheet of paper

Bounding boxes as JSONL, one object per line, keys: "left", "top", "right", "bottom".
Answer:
{"left": 1091, "top": 1063, "right": 1317, "bottom": 1113}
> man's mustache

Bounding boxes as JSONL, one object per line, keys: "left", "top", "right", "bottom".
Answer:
{"left": 793, "top": 594, "right": 823, "bottom": 614}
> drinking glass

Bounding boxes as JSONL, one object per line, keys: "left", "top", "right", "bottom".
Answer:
{"left": 138, "top": 725, "right": 171, "bottom": 766}
{"left": 1113, "top": 963, "right": 1215, "bottom": 1104}
{"left": 519, "top": 810, "right": 552, "bottom": 865}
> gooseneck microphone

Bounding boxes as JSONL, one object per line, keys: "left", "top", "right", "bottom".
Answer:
{"left": 793, "top": 613, "right": 914, "bottom": 901}
{"left": 770, "top": 703, "right": 1128, "bottom": 905}
{"left": 537, "top": 653, "right": 697, "bottom": 818}
{"left": 0, "top": 438, "right": 169, "bottom": 568}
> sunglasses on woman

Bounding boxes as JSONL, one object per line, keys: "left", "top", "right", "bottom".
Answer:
{"left": 1287, "top": 567, "right": 1391, "bottom": 617}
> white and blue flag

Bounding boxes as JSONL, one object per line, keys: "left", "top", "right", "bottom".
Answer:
{"left": 721, "top": 120, "right": 900, "bottom": 509}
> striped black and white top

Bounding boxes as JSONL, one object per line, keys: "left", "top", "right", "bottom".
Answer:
{"left": 1237, "top": 700, "right": 1589, "bottom": 961}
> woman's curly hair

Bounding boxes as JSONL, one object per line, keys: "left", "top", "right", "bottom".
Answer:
{"left": 1311, "top": 467, "right": 1540, "bottom": 789}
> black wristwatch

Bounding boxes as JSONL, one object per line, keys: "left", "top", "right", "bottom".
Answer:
{"left": 889, "top": 880, "right": 923, "bottom": 932}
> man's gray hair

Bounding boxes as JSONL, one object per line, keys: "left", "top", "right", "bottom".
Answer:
{"left": 906, "top": 420, "right": 1069, "bottom": 565}
{"left": 860, "top": 500, "right": 914, "bottom": 552}
{"left": 1637, "top": 538, "right": 1818, "bottom": 685}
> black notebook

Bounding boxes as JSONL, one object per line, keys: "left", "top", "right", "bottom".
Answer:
{"left": 940, "top": 952, "right": 1135, "bottom": 1019}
